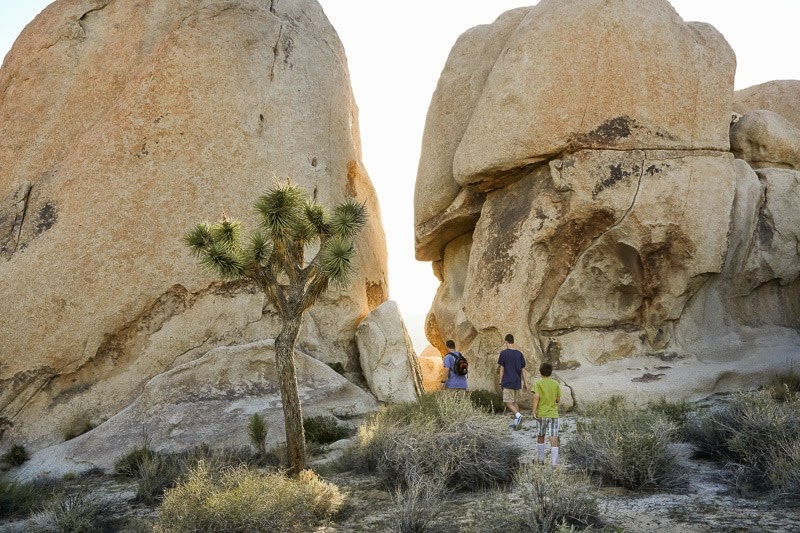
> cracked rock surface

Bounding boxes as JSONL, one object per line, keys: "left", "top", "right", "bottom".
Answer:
{"left": 415, "top": 0, "right": 800, "bottom": 399}
{"left": 0, "top": 0, "right": 388, "bottom": 451}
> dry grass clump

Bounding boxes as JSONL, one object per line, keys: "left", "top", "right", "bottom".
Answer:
{"left": 390, "top": 474, "right": 454, "bottom": 533}
{"left": 685, "top": 390, "right": 800, "bottom": 500}
{"left": 567, "top": 398, "right": 683, "bottom": 490}
{"left": 471, "top": 466, "right": 600, "bottom": 533}
{"left": 28, "top": 491, "right": 111, "bottom": 533}
{"left": 768, "top": 371, "right": 800, "bottom": 402}
{"left": 303, "top": 414, "right": 351, "bottom": 444}
{"left": 155, "top": 461, "right": 342, "bottom": 533}
{"left": 0, "top": 479, "right": 58, "bottom": 519}
{"left": 115, "top": 442, "right": 279, "bottom": 504}
{"left": 646, "top": 397, "right": 693, "bottom": 433}
{"left": 340, "top": 392, "right": 522, "bottom": 491}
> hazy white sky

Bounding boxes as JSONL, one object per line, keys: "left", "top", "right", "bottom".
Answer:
{"left": 3, "top": 1, "right": 799, "bottom": 352}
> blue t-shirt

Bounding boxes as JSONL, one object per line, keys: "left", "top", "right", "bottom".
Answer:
{"left": 443, "top": 352, "right": 467, "bottom": 389}
{"left": 497, "top": 348, "right": 526, "bottom": 389}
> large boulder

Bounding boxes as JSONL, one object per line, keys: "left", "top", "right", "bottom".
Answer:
{"left": 417, "top": 345, "right": 445, "bottom": 392}
{"left": 733, "top": 80, "right": 800, "bottom": 130}
{"left": 414, "top": 7, "right": 529, "bottom": 260}
{"left": 415, "top": 0, "right": 800, "bottom": 401}
{"left": 452, "top": 0, "right": 734, "bottom": 188}
{"left": 356, "top": 301, "right": 424, "bottom": 403}
{"left": 10, "top": 341, "right": 378, "bottom": 481}
{"left": 0, "top": 0, "right": 387, "bottom": 451}
{"left": 730, "top": 110, "right": 800, "bottom": 170}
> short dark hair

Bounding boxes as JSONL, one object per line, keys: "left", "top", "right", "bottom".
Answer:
{"left": 446, "top": 339, "right": 456, "bottom": 349}
{"left": 504, "top": 334, "right": 514, "bottom": 344}
{"left": 539, "top": 362, "right": 553, "bottom": 377}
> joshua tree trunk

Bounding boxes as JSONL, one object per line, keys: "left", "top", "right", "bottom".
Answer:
{"left": 275, "top": 313, "right": 306, "bottom": 475}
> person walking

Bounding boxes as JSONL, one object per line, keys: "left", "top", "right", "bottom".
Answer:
{"left": 441, "top": 339, "right": 467, "bottom": 394}
{"left": 532, "top": 362, "right": 561, "bottom": 465}
{"left": 498, "top": 334, "right": 527, "bottom": 429}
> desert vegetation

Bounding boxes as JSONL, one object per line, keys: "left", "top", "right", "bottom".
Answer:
{"left": 184, "top": 181, "right": 368, "bottom": 474}
{"left": 3, "top": 382, "right": 800, "bottom": 532}
{"left": 566, "top": 395, "right": 685, "bottom": 490}
{"left": 685, "top": 389, "right": 800, "bottom": 501}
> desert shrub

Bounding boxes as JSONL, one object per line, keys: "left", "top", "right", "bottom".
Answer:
{"left": 28, "top": 491, "right": 111, "bottom": 533}
{"left": 341, "top": 392, "right": 522, "bottom": 491}
{"left": 469, "top": 389, "right": 505, "bottom": 414}
{"left": 304, "top": 415, "right": 350, "bottom": 445}
{"left": 1, "top": 444, "right": 30, "bottom": 467}
{"left": 768, "top": 371, "right": 800, "bottom": 402}
{"left": 768, "top": 439, "right": 800, "bottom": 501}
{"left": 248, "top": 413, "right": 269, "bottom": 456}
{"left": 0, "top": 479, "right": 57, "bottom": 519}
{"left": 135, "top": 453, "right": 182, "bottom": 505}
{"left": 646, "top": 397, "right": 693, "bottom": 431}
{"left": 473, "top": 466, "right": 600, "bottom": 533}
{"left": 390, "top": 473, "right": 453, "bottom": 533}
{"left": 685, "top": 390, "right": 800, "bottom": 498}
{"left": 567, "top": 403, "right": 683, "bottom": 490}
{"left": 578, "top": 395, "right": 627, "bottom": 418}
{"left": 114, "top": 446, "right": 157, "bottom": 478}
{"left": 111, "top": 440, "right": 277, "bottom": 505}
{"left": 155, "top": 462, "right": 342, "bottom": 533}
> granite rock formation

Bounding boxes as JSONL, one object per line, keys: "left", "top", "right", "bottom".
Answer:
{"left": 10, "top": 341, "right": 378, "bottom": 481}
{"left": 415, "top": 0, "right": 800, "bottom": 400}
{"left": 356, "top": 301, "right": 424, "bottom": 403}
{"left": 0, "top": 0, "right": 388, "bottom": 453}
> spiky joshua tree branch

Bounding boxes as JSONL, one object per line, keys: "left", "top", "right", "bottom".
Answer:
{"left": 184, "top": 181, "right": 367, "bottom": 475}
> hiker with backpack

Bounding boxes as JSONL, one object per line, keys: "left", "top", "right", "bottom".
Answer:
{"left": 441, "top": 339, "right": 468, "bottom": 394}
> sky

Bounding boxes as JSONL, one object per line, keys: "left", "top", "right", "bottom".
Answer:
{"left": 2, "top": 1, "right": 800, "bottom": 353}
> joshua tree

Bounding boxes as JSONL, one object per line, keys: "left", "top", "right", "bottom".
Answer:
{"left": 184, "top": 181, "right": 366, "bottom": 475}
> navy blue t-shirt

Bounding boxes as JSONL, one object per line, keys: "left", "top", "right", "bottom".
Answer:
{"left": 497, "top": 348, "right": 526, "bottom": 389}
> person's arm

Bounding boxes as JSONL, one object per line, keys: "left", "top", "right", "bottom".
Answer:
{"left": 521, "top": 368, "right": 528, "bottom": 390}
{"left": 498, "top": 365, "right": 504, "bottom": 387}
{"left": 532, "top": 392, "right": 540, "bottom": 419}
{"left": 441, "top": 356, "right": 450, "bottom": 384}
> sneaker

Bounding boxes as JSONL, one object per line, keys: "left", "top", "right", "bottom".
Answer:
{"left": 514, "top": 414, "right": 523, "bottom": 430}
{"left": 509, "top": 422, "right": 517, "bottom": 429}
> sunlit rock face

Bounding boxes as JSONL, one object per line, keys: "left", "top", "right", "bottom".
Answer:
{"left": 415, "top": 0, "right": 800, "bottom": 400}
{"left": 0, "top": 0, "right": 388, "bottom": 452}
{"left": 356, "top": 301, "right": 424, "bottom": 403}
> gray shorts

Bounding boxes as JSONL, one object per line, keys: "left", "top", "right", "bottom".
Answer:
{"left": 537, "top": 417, "right": 559, "bottom": 437}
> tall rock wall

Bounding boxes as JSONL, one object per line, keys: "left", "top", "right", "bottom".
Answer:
{"left": 415, "top": 0, "right": 800, "bottom": 400}
{"left": 0, "top": 0, "right": 388, "bottom": 450}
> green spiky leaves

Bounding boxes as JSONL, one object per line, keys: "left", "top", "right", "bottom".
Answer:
{"left": 184, "top": 180, "right": 367, "bottom": 308}
{"left": 201, "top": 241, "right": 245, "bottom": 279}
{"left": 319, "top": 236, "right": 356, "bottom": 285}
{"left": 183, "top": 217, "right": 245, "bottom": 280}
{"left": 255, "top": 182, "right": 307, "bottom": 239}
{"left": 330, "top": 199, "right": 367, "bottom": 239}
{"left": 183, "top": 222, "right": 213, "bottom": 255}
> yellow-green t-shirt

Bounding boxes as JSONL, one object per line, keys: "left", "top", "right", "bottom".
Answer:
{"left": 534, "top": 377, "right": 561, "bottom": 418}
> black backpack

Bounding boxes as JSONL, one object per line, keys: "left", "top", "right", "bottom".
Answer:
{"left": 450, "top": 352, "right": 468, "bottom": 376}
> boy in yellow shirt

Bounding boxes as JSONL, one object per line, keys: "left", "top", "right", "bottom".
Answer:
{"left": 532, "top": 362, "right": 561, "bottom": 465}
